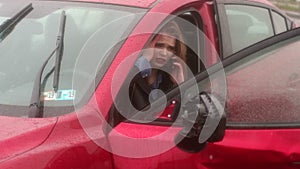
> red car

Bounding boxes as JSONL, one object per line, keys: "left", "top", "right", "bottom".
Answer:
{"left": 0, "top": 0, "right": 298, "bottom": 168}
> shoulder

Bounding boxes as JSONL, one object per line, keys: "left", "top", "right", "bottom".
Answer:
{"left": 135, "top": 56, "right": 152, "bottom": 78}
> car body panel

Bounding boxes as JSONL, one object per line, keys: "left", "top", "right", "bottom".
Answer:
{"left": 198, "top": 129, "right": 300, "bottom": 169}
{"left": 109, "top": 122, "right": 209, "bottom": 169}
{"left": 0, "top": 116, "right": 57, "bottom": 162}
{"left": 227, "top": 48, "right": 300, "bottom": 123}
{"left": 1, "top": 111, "right": 113, "bottom": 169}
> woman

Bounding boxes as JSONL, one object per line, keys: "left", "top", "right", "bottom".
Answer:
{"left": 130, "top": 20, "right": 187, "bottom": 110}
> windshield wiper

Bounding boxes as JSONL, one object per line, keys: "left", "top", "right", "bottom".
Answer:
{"left": 0, "top": 3, "right": 33, "bottom": 42}
{"left": 53, "top": 11, "right": 66, "bottom": 91}
{"left": 28, "top": 11, "right": 66, "bottom": 118}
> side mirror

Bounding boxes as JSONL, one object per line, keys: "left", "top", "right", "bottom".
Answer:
{"left": 175, "top": 92, "right": 226, "bottom": 153}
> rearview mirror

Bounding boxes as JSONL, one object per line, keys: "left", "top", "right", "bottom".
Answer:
{"left": 175, "top": 92, "right": 226, "bottom": 153}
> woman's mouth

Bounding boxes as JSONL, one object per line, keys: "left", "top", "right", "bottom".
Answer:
{"left": 155, "top": 58, "right": 166, "bottom": 65}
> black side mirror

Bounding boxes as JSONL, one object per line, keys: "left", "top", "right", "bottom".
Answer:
{"left": 175, "top": 92, "right": 226, "bottom": 153}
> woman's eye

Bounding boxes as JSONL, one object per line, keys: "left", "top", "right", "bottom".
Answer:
{"left": 154, "top": 43, "right": 164, "bottom": 48}
{"left": 168, "top": 47, "right": 175, "bottom": 53}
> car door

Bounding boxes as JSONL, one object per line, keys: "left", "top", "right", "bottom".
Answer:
{"left": 212, "top": 27, "right": 300, "bottom": 169}
{"left": 214, "top": 0, "right": 294, "bottom": 58}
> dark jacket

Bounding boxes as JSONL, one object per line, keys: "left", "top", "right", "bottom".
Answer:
{"left": 107, "top": 66, "right": 174, "bottom": 129}
{"left": 129, "top": 67, "right": 174, "bottom": 111}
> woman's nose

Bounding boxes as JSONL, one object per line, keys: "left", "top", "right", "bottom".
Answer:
{"left": 160, "top": 48, "right": 168, "bottom": 56}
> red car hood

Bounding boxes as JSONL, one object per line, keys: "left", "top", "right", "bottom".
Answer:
{"left": 0, "top": 116, "right": 57, "bottom": 162}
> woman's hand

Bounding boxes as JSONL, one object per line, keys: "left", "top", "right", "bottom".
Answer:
{"left": 170, "top": 56, "right": 185, "bottom": 84}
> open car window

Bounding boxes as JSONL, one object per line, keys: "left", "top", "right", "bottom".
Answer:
{"left": 109, "top": 13, "right": 225, "bottom": 126}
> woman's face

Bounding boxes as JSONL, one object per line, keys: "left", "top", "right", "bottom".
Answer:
{"left": 150, "top": 34, "right": 176, "bottom": 68}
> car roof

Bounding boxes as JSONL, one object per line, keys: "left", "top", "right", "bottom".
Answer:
{"left": 43, "top": 0, "right": 279, "bottom": 10}
{"left": 58, "top": 0, "right": 160, "bottom": 8}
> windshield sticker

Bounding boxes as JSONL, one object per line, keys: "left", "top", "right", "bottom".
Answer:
{"left": 43, "top": 90, "right": 76, "bottom": 101}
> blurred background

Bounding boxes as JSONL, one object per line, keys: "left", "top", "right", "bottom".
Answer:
{"left": 269, "top": 0, "right": 300, "bottom": 25}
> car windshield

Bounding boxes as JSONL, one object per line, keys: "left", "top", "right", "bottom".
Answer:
{"left": 0, "top": 1, "right": 144, "bottom": 117}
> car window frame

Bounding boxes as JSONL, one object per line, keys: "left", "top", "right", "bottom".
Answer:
{"left": 270, "top": 9, "right": 289, "bottom": 34}
{"left": 108, "top": 7, "right": 208, "bottom": 127}
{"left": 215, "top": 0, "right": 293, "bottom": 59}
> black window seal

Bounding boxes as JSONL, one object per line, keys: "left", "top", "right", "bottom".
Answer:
{"left": 227, "top": 122, "right": 300, "bottom": 129}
